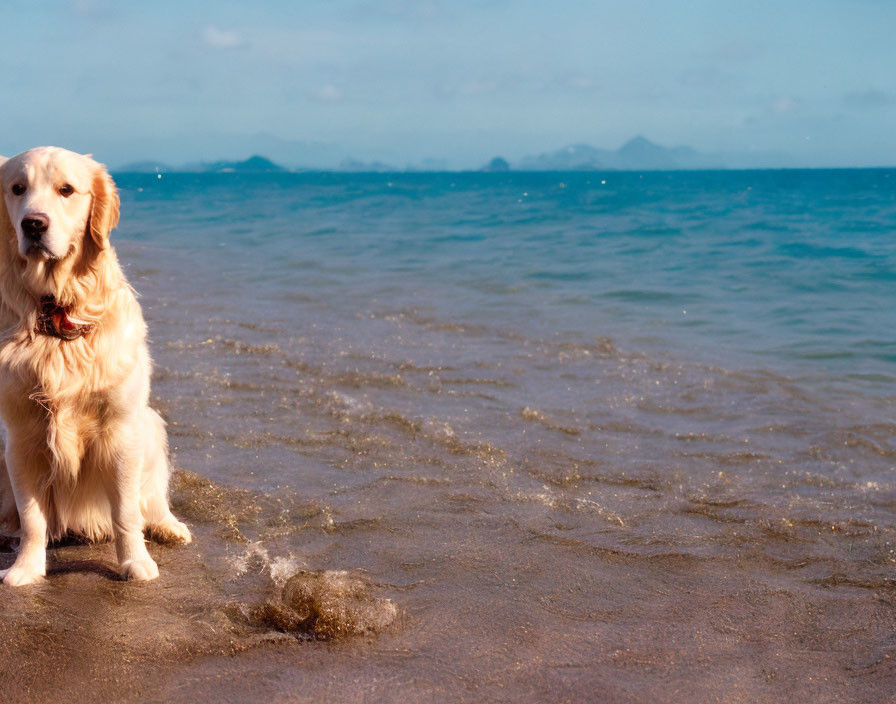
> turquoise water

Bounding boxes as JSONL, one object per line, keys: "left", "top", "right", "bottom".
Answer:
{"left": 117, "top": 169, "right": 896, "bottom": 394}
{"left": 63, "top": 168, "right": 895, "bottom": 701}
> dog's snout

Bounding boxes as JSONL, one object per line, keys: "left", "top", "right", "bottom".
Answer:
{"left": 21, "top": 213, "right": 49, "bottom": 240}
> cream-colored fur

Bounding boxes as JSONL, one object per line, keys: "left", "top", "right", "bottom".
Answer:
{"left": 0, "top": 147, "right": 190, "bottom": 586}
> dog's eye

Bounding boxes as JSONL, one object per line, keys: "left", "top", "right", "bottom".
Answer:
{"left": 59, "top": 184, "right": 74, "bottom": 198}
{"left": 11, "top": 184, "right": 25, "bottom": 196}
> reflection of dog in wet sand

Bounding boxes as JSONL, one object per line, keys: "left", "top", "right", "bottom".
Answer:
{"left": 0, "top": 147, "right": 190, "bottom": 586}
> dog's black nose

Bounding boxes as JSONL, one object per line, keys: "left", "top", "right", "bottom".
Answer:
{"left": 21, "top": 213, "right": 49, "bottom": 240}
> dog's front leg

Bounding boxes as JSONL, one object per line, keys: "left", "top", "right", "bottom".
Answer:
{"left": 105, "top": 435, "right": 158, "bottom": 582}
{"left": 0, "top": 438, "right": 48, "bottom": 586}
{"left": 0, "top": 457, "right": 22, "bottom": 536}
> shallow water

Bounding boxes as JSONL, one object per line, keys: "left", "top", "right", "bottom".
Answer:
{"left": 2, "top": 170, "right": 895, "bottom": 702}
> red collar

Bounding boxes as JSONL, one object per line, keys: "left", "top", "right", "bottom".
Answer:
{"left": 35, "top": 296, "right": 93, "bottom": 341}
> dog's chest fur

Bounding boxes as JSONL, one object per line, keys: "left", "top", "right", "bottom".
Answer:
{"left": 0, "top": 303, "right": 147, "bottom": 485}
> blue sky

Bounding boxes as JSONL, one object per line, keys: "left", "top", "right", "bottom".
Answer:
{"left": 2, "top": 0, "right": 895, "bottom": 168}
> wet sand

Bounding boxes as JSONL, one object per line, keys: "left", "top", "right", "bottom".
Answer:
{"left": 2, "top": 231, "right": 896, "bottom": 703}
{"left": 2, "top": 465, "right": 894, "bottom": 703}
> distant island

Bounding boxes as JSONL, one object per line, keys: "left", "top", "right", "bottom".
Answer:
{"left": 481, "top": 157, "right": 510, "bottom": 172}
{"left": 114, "top": 137, "right": 725, "bottom": 173}
{"left": 202, "top": 155, "right": 286, "bottom": 173}
{"left": 117, "top": 155, "right": 288, "bottom": 174}
{"left": 337, "top": 158, "right": 397, "bottom": 173}
{"left": 509, "top": 136, "right": 722, "bottom": 171}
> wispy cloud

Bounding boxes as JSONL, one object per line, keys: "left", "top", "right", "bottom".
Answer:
{"left": 562, "top": 74, "right": 596, "bottom": 91}
{"left": 313, "top": 84, "right": 344, "bottom": 103}
{"left": 771, "top": 96, "right": 799, "bottom": 115}
{"left": 200, "top": 25, "right": 247, "bottom": 50}
{"left": 69, "top": 0, "right": 119, "bottom": 19}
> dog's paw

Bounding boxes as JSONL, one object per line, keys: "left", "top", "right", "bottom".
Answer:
{"left": 0, "top": 563, "right": 45, "bottom": 587}
{"left": 150, "top": 518, "right": 192, "bottom": 545}
{"left": 119, "top": 557, "right": 159, "bottom": 582}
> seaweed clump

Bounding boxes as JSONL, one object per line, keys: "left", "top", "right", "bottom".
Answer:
{"left": 248, "top": 569, "right": 398, "bottom": 640}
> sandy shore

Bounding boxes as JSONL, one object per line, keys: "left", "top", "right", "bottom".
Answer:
{"left": 2, "top": 463, "right": 894, "bottom": 704}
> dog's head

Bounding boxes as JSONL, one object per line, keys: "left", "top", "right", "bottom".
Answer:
{"left": 0, "top": 147, "right": 119, "bottom": 264}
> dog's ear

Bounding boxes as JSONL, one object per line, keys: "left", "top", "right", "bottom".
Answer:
{"left": 0, "top": 158, "right": 11, "bottom": 234}
{"left": 89, "top": 164, "right": 120, "bottom": 249}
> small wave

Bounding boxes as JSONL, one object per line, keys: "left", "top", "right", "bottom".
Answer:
{"left": 823, "top": 428, "right": 896, "bottom": 458}
{"left": 170, "top": 470, "right": 261, "bottom": 542}
{"left": 673, "top": 450, "right": 771, "bottom": 466}
{"left": 395, "top": 361, "right": 459, "bottom": 373}
{"left": 285, "top": 358, "right": 410, "bottom": 390}
{"left": 791, "top": 517, "right": 879, "bottom": 536}
{"left": 810, "top": 573, "right": 896, "bottom": 591}
{"left": 520, "top": 406, "right": 581, "bottom": 435}
{"left": 513, "top": 486, "right": 626, "bottom": 525}
{"left": 440, "top": 377, "right": 515, "bottom": 387}
{"left": 219, "top": 430, "right": 342, "bottom": 451}
{"left": 322, "top": 391, "right": 506, "bottom": 461}
{"left": 232, "top": 320, "right": 283, "bottom": 334}
{"left": 680, "top": 503, "right": 751, "bottom": 525}
{"left": 166, "top": 337, "right": 283, "bottom": 356}
{"left": 372, "top": 309, "right": 492, "bottom": 337}
{"left": 330, "top": 475, "right": 453, "bottom": 495}
{"left": 777, "top": 242, "right": 872, "bottom": 259}
{"left": 171, "top": 470, "right": 327, "bottom": 542}
{"left": 601, "top": 289, "right": 694, "bottom": 303}
{"left": 526, "top": 532, "right": 705, "bottom": 563}
{"left": 331, "top": 370, "right": 410, "bottom": 389}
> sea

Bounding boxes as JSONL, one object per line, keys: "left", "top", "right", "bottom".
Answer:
{"left": 2, "top": 169, "right": 895, "bottom": 703}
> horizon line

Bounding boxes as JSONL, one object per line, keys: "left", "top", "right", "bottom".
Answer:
{"left": 110, "top": 164, "right": 896, "bottom": 174}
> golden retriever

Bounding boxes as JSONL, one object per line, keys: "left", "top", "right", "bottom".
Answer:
{"left": 0, "top": 146, "right": 190, "bottom": 586}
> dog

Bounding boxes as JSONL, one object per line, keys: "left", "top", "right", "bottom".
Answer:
{"left": 0, "top": 146, "right": 190, "bottom": 586}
